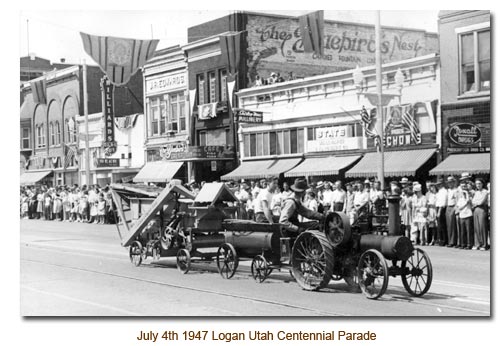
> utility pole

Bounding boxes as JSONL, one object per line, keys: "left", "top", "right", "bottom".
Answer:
{"left": 83, "top": 60, "right": 90, "bottom": 185}
{"left": 375, "top": 10, "right": 385, "bottom": 190}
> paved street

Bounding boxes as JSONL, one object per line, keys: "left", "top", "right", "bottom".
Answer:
{"left": 20, "top": 219, "right": 490, "bottom": 316}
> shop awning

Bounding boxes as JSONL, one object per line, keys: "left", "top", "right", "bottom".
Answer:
{"left": 346, "top": 149, "right": 436, "bottom": 178}
{"left": 221, "top": 157, "right": 302, "bottom": 181}
{"left": 429, "top": 153, "right": 490, "bottom": 176}
{"left": 133, "top": 161, "right": 184, "bottom": 183}
{"left": 20, "top": 170, "right": 52, "bottom": 185}
{"left": 285, "top": 155, "right": 361, "bottom": 177}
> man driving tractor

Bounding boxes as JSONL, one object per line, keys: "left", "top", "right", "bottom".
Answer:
{"left": 279, "top": 178, "right": 325, "bottom": 236}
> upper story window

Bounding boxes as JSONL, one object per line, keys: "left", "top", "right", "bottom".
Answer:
{"left": 49, "top": 122, "right": 55, "bottom": 146}
{"left": 36, "top": 124, "right": 46, "bottom": 149}
{"left": 21, "top": 127, "right": 31, "bottom": 149}
{"left": 458, "top": 23, "right": 490, "bottom": 95}
{"left": 243, "top": 129, "right": 305, "bottom": 158}
{"left": 208, "top": 71, "right": 216, "bottom": 103}
{"left": 219, "top": 69, "right": 228, "bottom": 102}
{"left": 149, "top": 93, "right": 186, "bottom": 137}
{"left": 197, "top": 74, "right": 205, "bottom": 105}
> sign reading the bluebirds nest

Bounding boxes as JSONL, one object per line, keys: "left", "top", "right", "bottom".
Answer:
{"left": 101, "top": 77, "right": 117, "bottom": 156}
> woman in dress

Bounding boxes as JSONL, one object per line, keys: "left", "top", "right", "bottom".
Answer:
{"left": 400, "top": 188, "right": 413, "bottom": 239}
{"left": 412, "top": 184, "right": 428, "bottom": 245}
{"left": 426, "top": 184, "right": 438, "bottom": 245}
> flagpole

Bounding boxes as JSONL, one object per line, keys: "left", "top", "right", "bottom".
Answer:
{"left": 375, "top": 10, "right": 385, "bottom": 190}
{"left": 83, "top": 60, "right": 90, "bottom": 186}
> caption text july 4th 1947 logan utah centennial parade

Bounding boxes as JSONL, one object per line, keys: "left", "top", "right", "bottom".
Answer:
{"left": 136, "top": 330, "right": 377, "bottom": 342}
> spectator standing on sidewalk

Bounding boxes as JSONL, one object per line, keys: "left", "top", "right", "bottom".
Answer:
{"left": 446, "top": 176, "right": 459, "bottom": 247}
{"left": 457, "top": 178, "right": 473, "bottom": 249}
{"left": 426, "top": 183, "right": 438, "bottom": 245}
{"left": 472, "top": 178, "right": 489, "bottom": 250}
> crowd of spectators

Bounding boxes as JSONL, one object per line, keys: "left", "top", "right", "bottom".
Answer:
{"left": 20, "top": 184, "right": 115, "bottom": 224}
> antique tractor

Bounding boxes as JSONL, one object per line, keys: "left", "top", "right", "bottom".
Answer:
{"left": 217, "top": 192, "right": 432, "bottom": 300}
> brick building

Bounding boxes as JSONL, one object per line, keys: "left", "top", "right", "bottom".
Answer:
{"left": 184, "top": 11, "right": 439, "bottom": 182}
{"left": 20, "top": 64, "right": 144, "bottom": 186}
{"left": 430, "top": 11, "right": 490, "bottom": 178}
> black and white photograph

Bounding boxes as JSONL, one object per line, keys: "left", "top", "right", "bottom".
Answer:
{"left": 9, "top": 4, "right": 496, "bottom": 343}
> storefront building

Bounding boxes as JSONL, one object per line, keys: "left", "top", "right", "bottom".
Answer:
{"left": 76, "top": 112, "right": 145, "bottom": 186}
{"left": 137, "top": 46, "right": 191, "bottom": 184}
{"left": 183, "top": 11, "right": 439, "bottom": 182}
{"left": 430, "top": 11, "right": 490, "bottom": 178}
{"left": 225, "top": 54, "right": 441, "bottom": 183}
{"left": 19, "top": 64, "right": 144, "bottom": 187}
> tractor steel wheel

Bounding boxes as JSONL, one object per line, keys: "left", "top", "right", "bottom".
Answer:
{"left": 291, "top": 230, "right": 334, "bottom": 291}
{"left": 129, "top": 241, "right": 143, "bottom": 267}
{"left": 357, "top": 249, "right": 388, "bottom": 299}
{"left": 401, "top": 248, "right": 433, "bottom": 297}
{"left": 176, "top": 248, "right": 191, "bottom": 274}
{"left": 216, "top": 243, "right": 239, "bottom": 279}
{"left": 251, "top": 255, "right": 269, "bottom": 283}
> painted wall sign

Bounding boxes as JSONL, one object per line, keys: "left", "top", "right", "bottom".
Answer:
{"left": 234, "top": 108, "right": 264, "bottom": 123}
{"left": 246, "top": 15, "right": 438, "bottom": 84}
{"left": 146, "top": 72, "right": 187, "bottom": 95}
{"left": 101, "top": 76, "right": 117, "bottom": 156}
{"left": 447, "top": 123, "right": 482, "bottom": 146}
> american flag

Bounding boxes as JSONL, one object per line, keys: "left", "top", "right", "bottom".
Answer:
{"left": 401, "top": 104, "right": 420, "bottom": 144}
{"left": 64, "top": 143, "right": 77, "bottom": 169}
{"left": 80, "top": 32, "right": 159, "bottom": 86}
{"left": 360, "top": 106, "right": 380, "bottom": 150}
{"left": 298, "top": 11, "right": 324, "bottom": 56}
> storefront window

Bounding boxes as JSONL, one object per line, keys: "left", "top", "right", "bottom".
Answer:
{"left": 459, "top": 26, "right": 490, "bottom": 94}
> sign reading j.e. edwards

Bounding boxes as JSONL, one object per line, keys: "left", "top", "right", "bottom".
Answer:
{"left": 146, "top": 73, "right": 187, "bottom": 95}
{"left": 447, "top": 123, "right": 482, "bottom": 146}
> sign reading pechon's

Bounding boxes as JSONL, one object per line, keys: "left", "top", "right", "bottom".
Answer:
{"left": 447, "top": 123, "right": 482, "bottom": 146}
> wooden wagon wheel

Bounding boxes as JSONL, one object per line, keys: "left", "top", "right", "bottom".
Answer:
{"left": 216, "top": 243, "right": 239, "bottom": 279}
{"left": 129, "top": 241, "right": 143, "bottom": 267}
{"left": 401, "top": 248, "right": 433, "bottom": 297}
{"left": 357, "top": 249, "right": 389, "bottom": 299}
{"left": 176, "top": 248, "right": 191, "bottom": 274}
{"left": 291, "top": 230, "right": 334, "bottom": 291}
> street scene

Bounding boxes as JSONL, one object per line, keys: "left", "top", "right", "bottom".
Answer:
{"left": 19, "top": 10, "right": 491, "bottom": 317}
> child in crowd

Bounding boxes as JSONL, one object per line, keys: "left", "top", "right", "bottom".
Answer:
{"left": 97, "top": 193, "right": 107, "bottom": 224}
{"left": 79, "top": 191, "right": 89, "bottom": 223}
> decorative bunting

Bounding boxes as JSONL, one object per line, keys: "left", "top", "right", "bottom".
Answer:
{"left": 219, "top": 32, "right": 243, "bottom": 77}
{"left": 32, "top": 78, "right": 47, "bottom": 105}
{"left": 80, "top": 32, "right": 159, "bottom": 86}
{"left": 298, "top": 10, "right": 324, "bottom": 56}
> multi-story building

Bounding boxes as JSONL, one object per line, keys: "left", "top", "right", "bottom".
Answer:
{"left": 20, "top": 64, "right": 144, "bottom": 186}
{"left": 430, "top": 11, "right": 490, "bottom": 178}
{"left": 184, "top": 11, "right": 439, "bottom": 182}
{"left": 134, "top": 46, "right": 191, "bottom": 184}
{"left": 224, "top": 54, "right": 441, "bottom": 183}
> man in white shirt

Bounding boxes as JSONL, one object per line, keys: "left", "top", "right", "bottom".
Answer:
{"left": 435, "top": 178, "right": 448, "bottom": 246}
{"left": 351, "top": 181, "right": 369, "bottom": 224}
{"left": 331, "top": 180, "right": 347, "bottom": 212}
{"left": 322, "top": 182, "right": 334, "bottom": 212}
{"left": 254, "top": 177, "right": 278, "bottom": 224}
{"left": 445, "top": 176, "right": 458, "bottom": 247}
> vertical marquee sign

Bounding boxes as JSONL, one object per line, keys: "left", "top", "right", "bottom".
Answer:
{"left": 101, "top": 76, "right": 117, "bottom": 156}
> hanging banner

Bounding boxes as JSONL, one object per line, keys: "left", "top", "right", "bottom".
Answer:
{"left": 227, "top": 77, "right": 236, "bottom": 109}
{"left": 80, "top": 32, "right": 159, "bottom": 86}
{"left": 198, "top": 103, "right": 218, "bottom": 120}
{"left": 189, "top": 88, "right": 197, "bottom": 117}
{"left": 101, "top": 76, "right": 117, "bottom": 156}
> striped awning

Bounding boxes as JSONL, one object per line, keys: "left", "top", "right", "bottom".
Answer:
{"left": 430, "top": 153, "right": 490, "bottom": 176}
{"left": 346, "top": 148, "right": 436, "bottom": 178}
{"left": 20, "top": 170, "right": 52, "bottom": 185}
{"left": 285, "top": 155, "right": 361, "bottom": 177}
{"left": 133, "top": 161, "right": 184, "bottom": 183}
{"left": 221, "top": 157, "right": 302, "bottom": 181}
